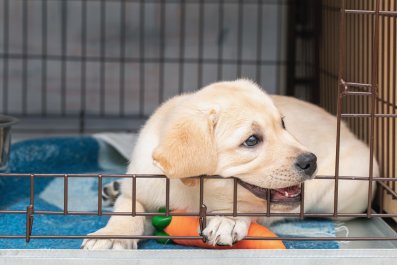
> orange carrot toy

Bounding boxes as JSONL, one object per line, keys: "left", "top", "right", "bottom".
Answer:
{"left": 151, "top": 209, "right": 285, "bottom": 249}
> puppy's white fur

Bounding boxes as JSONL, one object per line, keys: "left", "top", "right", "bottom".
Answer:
{"left": 82, "top": 80, "right": 378, "bottom": 249}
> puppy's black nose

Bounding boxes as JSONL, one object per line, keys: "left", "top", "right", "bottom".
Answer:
{"left": 295, "top": 152, "right": 317, "bottom": 177}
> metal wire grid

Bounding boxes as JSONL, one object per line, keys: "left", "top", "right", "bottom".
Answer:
{"left": 0, "top": 0, "right": 290, "bottom": 130}
{"left": 286, "top": 0, "right": 321, "bottom": 102}
{"left": 0, "top": 0, "right": 396, "bottom": 245}
{"left": 0, "top": 173, "right": 396, "bottom": 243}
{"left": 319, "top": 0, "right": 397, "bottom": 218}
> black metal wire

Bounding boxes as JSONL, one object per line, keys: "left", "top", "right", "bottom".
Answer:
{"left": 99, "top": 0, "right": 106, "bottom": 117}
{"left": 178, "top": 0, "right": 186, "bottom": 94}
{"left": 22, "top": 0, "right": 28, "bottom": 116}
{"left": 119, "top": 0, "right": 126, "bottom": 117}
{"left": 139, "top": 0, "right": 145, "bottom": 117}
{"left": 0, "top": 53, "right": 286, "bottom": 65}
{"left": 61, "top": 0, "right": 68, "bottom": 116}
{"left": 80, "top": 0, "right": 88, "bottom": 132}
{"left": 159, "top": 0, "right": 166, "bottom": 103}
{"left": 197, "top": 0, "right": 204, "bottom": 89}
{"left": 15, "top": 0, "right": 290, "bottom": 3}
{"left": 2, "top": 0, "right": 9, "bottom": 114}
{"left": 275, "top": 0, "right": 283, "bottom": 90}
{"left": 255, "top": 0, "right": 263, "bottom": 82}
{"left": 217, "top": 0, "right": 224, "bottom": 81}
{"left": 41, "top": 0, "right": 48, "bottom": 117}
{"left": 236, "top": 0, "right": 243, "bottom": 78}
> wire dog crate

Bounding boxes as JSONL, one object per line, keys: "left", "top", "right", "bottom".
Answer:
{"left": 0, "top": 0, "right": 397, "bottom": 263}
{"left": 0, "top": 0, "right": 306, "bottom": 134}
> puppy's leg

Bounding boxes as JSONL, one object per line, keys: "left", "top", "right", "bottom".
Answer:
{"left": 81, "top": 195, "right": 145, "bottom": 250}
{"left": 202, "top": 216, "right": 251, "bottom": 246}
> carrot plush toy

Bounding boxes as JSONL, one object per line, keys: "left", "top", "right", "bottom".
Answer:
{"left": 151, "top": 209, "right": 286, "bottom": 249}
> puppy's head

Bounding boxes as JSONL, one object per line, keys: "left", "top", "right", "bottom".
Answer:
{"left": 153, "top": 79, "right": 317, "bottom": 205}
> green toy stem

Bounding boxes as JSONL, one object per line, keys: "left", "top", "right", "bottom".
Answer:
{"left": 152, "top": 207, "right": 174, "bottom": 244}
{"left": 154, "top": 230, "right": 171, "bottom": 244}
{"left": 152, "top": 215, "right": 172, "bottom": 231}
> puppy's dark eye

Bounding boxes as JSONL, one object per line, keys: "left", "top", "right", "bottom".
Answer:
{"left": 242, "top": 135, "right": 260, "bottom": 147}
{"left": 281, "top": 118, "right": 286, "bottom": 129}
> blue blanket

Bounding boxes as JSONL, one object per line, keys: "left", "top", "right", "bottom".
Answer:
{"left": 0, "top": 137, "right": 338, "bottom": 249}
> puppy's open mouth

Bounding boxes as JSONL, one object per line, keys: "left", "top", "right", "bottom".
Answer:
{"left": 237, "top": 179, "right": 301, "bottom": 203}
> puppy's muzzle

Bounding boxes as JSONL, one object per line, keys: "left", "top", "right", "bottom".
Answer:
{"left": 295, "top": 152, "right": 317, "bottom": 179}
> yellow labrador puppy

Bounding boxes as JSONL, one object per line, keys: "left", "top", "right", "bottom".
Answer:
{"left": 82, "top": 79, "right": 378, "bottom": 249}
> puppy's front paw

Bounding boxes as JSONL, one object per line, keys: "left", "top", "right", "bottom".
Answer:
{"left": 202, "top": 217, "right": 249, "bottom": 246}
{"left": 102, "top": 181, "right": 121, "bottom": 207}
{"left": 81, "top": 227, "right": 138, "bottom": 250}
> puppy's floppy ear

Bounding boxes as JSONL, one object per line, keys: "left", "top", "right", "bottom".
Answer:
{"left": 152, "top": 105, "right": 219, "bottom": 181}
